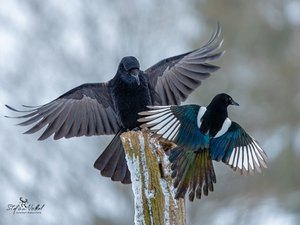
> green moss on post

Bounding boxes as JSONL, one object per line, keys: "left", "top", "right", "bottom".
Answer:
{"left": 121, "top": 131, "right": 186, "bottom": 225}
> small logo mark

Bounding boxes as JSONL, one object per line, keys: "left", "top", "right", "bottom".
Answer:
{"left": 6, "top": 197, "right": 45, "bottom": 215}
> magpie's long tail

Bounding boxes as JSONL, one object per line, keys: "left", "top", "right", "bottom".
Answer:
{"left": 170, "top": 147, "right": 216, "bottom": 201}
{"left": 94, "top": 130, "right": 131, "bottom": 184}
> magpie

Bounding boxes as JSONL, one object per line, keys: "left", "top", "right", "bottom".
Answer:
{"left": 5, "top": 24, "right": 223, "bottom": 184}
{"left": 138, "top": 93, "right": 267, "bottom": 201}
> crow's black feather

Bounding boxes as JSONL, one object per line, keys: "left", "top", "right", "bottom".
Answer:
{"left": 6, "top": 25, "right": 223, "bottom": 184}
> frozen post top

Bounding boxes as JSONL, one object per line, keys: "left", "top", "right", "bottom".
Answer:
{"left": 121, "top": 131, "right": 186, "bottom": 225}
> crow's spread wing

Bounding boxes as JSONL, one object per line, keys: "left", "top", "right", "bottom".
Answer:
{"left": 210, "top": 121, "right": 267, "bottom": 175}
{"left": 145, "top": 23, "right": 224, "bottom": 105}
{"left": 6, "top": 83, "right": 120, "bottom": 140}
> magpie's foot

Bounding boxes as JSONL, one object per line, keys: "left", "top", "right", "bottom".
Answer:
{"left": 126, "top": 127, "right": 141, "bottom": 132}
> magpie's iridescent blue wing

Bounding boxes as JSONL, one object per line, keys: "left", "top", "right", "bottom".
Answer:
{"left": 139, "top": 105, "right": 214, "bottom": 201}
{"left": 210, "top": 121, "right": 267, "bottom": 175}
{"left": 138, "top": 105, "right": 209, "bottom": 151}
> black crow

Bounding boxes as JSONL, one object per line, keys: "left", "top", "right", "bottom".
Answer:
{"left": 138, "top": 93, "right": 267, "bottom": 201}
{"left": 6, "top": 24, "right": 224, "bottom": 184}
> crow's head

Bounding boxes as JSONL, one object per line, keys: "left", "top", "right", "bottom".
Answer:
{"left": 118, "top": 56, "right": 141, "bottom": 85}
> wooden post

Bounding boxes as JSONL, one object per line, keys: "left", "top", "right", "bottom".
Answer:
{"left": 120, "top": 131, "right": 186, "bottom": 225}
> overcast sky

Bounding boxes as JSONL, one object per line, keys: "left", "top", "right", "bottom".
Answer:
{"left": 1, "top": 1, "right": 299, "bottom": 225}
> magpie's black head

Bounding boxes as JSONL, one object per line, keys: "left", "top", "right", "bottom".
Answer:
{"left": 210, "top": 93, "right": 239, "bottom": 108}
{"left": 118, "top": 56, "right": 141, "bottom": 85}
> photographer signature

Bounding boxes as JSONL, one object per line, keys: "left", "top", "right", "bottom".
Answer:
{"left": 6, "top": 197, "right": 45, "bottom": 215}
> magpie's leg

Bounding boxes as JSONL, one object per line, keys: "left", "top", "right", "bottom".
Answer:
{"left": 131, "top": 127, "right": 141, "bottom": 131}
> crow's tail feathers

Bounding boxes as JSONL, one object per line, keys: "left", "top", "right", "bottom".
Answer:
{"left": 94, "top": 130, "right": 131, "bottom": 184}
{"left": 170, "top": 147, "right": 216, "bottom": 201}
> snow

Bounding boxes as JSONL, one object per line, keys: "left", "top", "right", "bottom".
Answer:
{"left": 124, "top": 133, "right": 182, "bottom": 225}
{"left": 126, "top": 155, "right": 145, "bottom": 224}
{"left": 123, "top": 137, "right": 146, "bottom": 225}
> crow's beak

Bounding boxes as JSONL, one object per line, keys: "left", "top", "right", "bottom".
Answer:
{"left": 130, "top": 69, "right": 140, "bottom": 85}
{"left": 231, "top": 99, "right": 239, "bottom": 106}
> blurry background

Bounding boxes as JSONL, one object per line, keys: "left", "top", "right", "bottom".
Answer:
{"left": 1, "top": 0, "right": 299, "bottom": 224}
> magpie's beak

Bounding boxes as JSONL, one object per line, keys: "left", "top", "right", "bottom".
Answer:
{"left": 130, "top": 69, "right": 140, "bottom": 85}
{"left": 231, "top": 99, "right": 239, "bottom": 106}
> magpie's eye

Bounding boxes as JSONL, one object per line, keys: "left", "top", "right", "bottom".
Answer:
{"left": 227, "top": 97, "right": 232, "bottom": 103}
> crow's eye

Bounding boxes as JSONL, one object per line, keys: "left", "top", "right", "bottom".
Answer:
{"left": 129, "top": 68, "right": 139, "bottom": 76}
